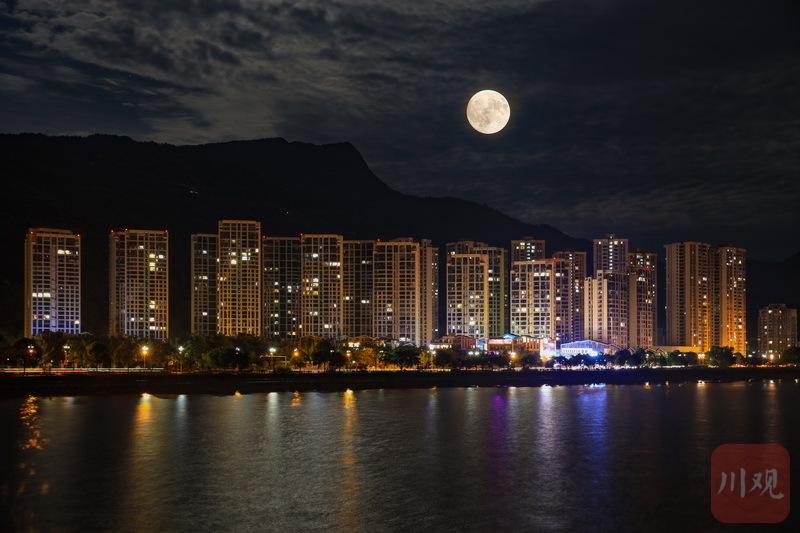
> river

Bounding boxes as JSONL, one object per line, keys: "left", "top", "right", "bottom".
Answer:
{"left": 2, "top": 382, "right": 798, "bottom": 531}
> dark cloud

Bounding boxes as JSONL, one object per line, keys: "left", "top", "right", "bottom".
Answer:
{"left": 1, "top": 0, "right": 798, "bottom": 259}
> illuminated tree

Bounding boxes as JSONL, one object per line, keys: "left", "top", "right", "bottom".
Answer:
{"left": 386, "top": 346, "right": 421, "bottom": 370}
{"left": 356, "top": 347, "right": 380, "bottom": 368}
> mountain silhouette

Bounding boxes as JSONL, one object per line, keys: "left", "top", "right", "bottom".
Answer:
{"left": 0, "top": 133, "right": 590, "bottom": 337}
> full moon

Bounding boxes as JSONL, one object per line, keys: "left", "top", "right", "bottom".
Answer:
{"left": 466, "top": 90, "right": 510, "bottom": 134}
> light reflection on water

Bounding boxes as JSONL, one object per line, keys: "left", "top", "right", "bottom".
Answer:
{"left": 2, "top": 383, "right": 800, "bottom": 532}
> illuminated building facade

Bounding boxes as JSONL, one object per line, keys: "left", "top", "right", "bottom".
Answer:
{"left": 373, "top": 239, "right": 420, "bottom": 343}
{"left": 262, "top": 236, "right": 301, "bottom": 339}
{"left": 217, "top": 220, "right": 261, "bottom": 336}
{"left": 343, "top": 240, "right": 374, "bottom": 338}
{"left": 446, "top": 240, "right": 506, "bottom": 337}
{"left": 712, "top": 246, "right": 747, "bottom": 354}
{"left": 419, "top": 239, "right": 440, "bottom": 346}
{"left": 25, "top": 228, "right": 81, "bottom": 336}
{"left": 584, "top": 270, "right": 629, "bottom": 348}
{"left": 510, "top": 238, "right": 546, "bottom": 262}
{"left": 628, "top": 250, "right": 657, "bottom": 349}
{"left": 300, "top": 234, "right": 343, "bottom": 338}
{"left": 665, "top": 241, "right": 711, "bottom": 350}
{"left": 665, "top": 241, "right": 746, "bottom": 353}
{"left": 509, "top": 259, "right": 571, "bottom": 341}
{"left": 446, "top": 253, "right": 490, "bottom": 338}
{"left": 109, "top": 229, "right": 169, "bottom": 338}
{"left": 758, "top": 304, "right": 798, "bottom": 360}
{"left": 584, "top": 235, "right": 630, "bottom": 348}
{"left": 594, "top": 234, "right": 629, "bottom": 273}
{"left": 553, "top": 250, "right": 587, "bottom": 343}
{"left": 190, "top": 233, "right": 218, "bottom": 337}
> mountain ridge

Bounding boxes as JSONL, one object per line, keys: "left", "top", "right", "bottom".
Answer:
{"left": 1, "top": 133, "right": 795, "bottom": 343}
{"left": 0, "top": 133, "right": 587, "bottom": 337}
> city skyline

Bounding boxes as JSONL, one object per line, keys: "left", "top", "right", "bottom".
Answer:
{"left": 19, "top": 224, "right": 773, "bottom": 356}
{"left": 4, "top": 3, "right": 800, "bottom": 530}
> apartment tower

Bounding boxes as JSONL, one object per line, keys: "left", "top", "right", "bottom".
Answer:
{"left": 300, "top": 234, "right": 343, "bottom": 338}
{"left": 190, "top": 233, "right": 218, "bottom": 336}
{"left": 585, "top": 235, "right": 629, "bottom": 347}
{"left": 665, "top": 241, "right": 746, "bottom": 353}
{"left": 373, "top": 238, "right": 420, "bottom": 344}
{"left": 109, "top": 229, "right": 169, "bottom": 338}
{"left": 342, "top": 240, "right": 375, "bottom": 338}
{"left": 25, "top": 228, "right": 81, "bottom": 336}
{"left": 553, "top": 249, "right": 587, "bottom": 343}
{"left": 628, "top": 250, "right": 657, "bottom": 349}
{"left": 262, "top": 236, "right": 302, "bottom": 339}
{"left": 419, "top": 239, "right": 440, "bottom": 346}
{"left": 446, "top": 240, "right": 506, "bottom": 337}
{"left": 758, "top": 304, "right": 798, "bottom": 360}
{"left": 712, "top": 246, "right": 747, "bottom": 354}
{"left": 509, "top": 258, "right": 571, "bottom": 341}
{"left": 217, "top": 220, "right": 261, "bottom": 336}
{"left": 510, "top": 238, "right": 546, "bottom": 262}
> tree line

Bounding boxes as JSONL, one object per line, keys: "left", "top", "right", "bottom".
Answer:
{"left": 1, "top": 332, "right": 798, "bottom": 371}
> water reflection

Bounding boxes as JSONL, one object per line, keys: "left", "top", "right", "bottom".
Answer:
{"left": 4, "top": 383, "right": 800, "bottom": 532}
{"left": 336, "top": 390, "right": 363, "bottom": 530}
{"left": 19, "top": 395, "right": 44, "bottom": 451}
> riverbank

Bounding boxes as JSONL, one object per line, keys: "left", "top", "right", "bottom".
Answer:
{"left": 2, "top": 366, "right": 800, "bottom": 398}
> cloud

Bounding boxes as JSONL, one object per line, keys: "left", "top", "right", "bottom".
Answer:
{"left": 1, "top": 0, "right": 799, "bottom": 259}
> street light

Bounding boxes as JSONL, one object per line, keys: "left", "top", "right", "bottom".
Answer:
{"left": 268, "top": 347, "right": 277, "bottom": 370}
{"left": 26, "top": 344, "right": 35, "bottom": 373}
{"left": 141, "top": 345, "right": 150, "bottom": 370}
{"left": 63, "top": 344, "right": 71, "bottom": 370}
{"left": 178, "top": 346, "right": 185, "bottom": 373}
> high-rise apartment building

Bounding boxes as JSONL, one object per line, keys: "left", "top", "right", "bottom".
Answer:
{"left": 263, "top": 236, "right": 301, "bottom": 339}
{"left": 25, "top": 228, "right": 81, "bottom": 336}
{"left": 712, "top": 246, "right": 746, "bottom": 354}
{"left": 300, "top": 234, "right": 343, "bottom": 338}
{"left": 190, "top": 233, "right": 218, "bottom": 337}
{"left": 419, "top": 239, "right": 440, "bottom": 346}
{"left": 584, "top": 235, "right": 630, "bottom": 348}
{"left": 109, "top": 229, "right": 169, "bottom": 338}
{"left": 446, "top": 253, "right": 490, "bottom": 338}
{"left": 628, "top": 250, "right": 657, "bottom": 349}
{"left": 584, "top": 271, "right": 629, "bottom": 347}
{"left": 261, "top": 235, "right": 437, "bottom": 345}
{"left": 594, "top": 234, "right": 629, "bottom": 273}
{"left": 342, "top": 240, "right": 374, "bottom": 338}
{"left": 758, "top": 304, "right": 798, "bottom": 360}
{"left": 373, "top": 239, "right": 420, "bottom": 344}
{"left": 509, "top": 259, "right": 570, "bottom": 341}
{"left": 664, "top": 241, "right": 711, "bottom": 350}
{"left": 446, "top": 240, "right": 506, "bottom": 337}
{"left": 553, "top": 250, "right": 587, "bottom": 343}
{"left": 664, "top": 241, "right": 746, "bottom": 353}
{"left": 217, "top": 220, "right": 261, "bottom": 336}
{"left": 510, "top": 238, "right": 546, "bottom": 262}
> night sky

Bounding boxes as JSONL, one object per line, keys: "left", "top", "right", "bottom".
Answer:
{"left": 2, "top": 0, "right": 799, "bottom": 261}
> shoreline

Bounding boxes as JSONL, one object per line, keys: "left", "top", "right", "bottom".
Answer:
{"left": 2, "top": 367, "right": 800, "bottom": 398}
